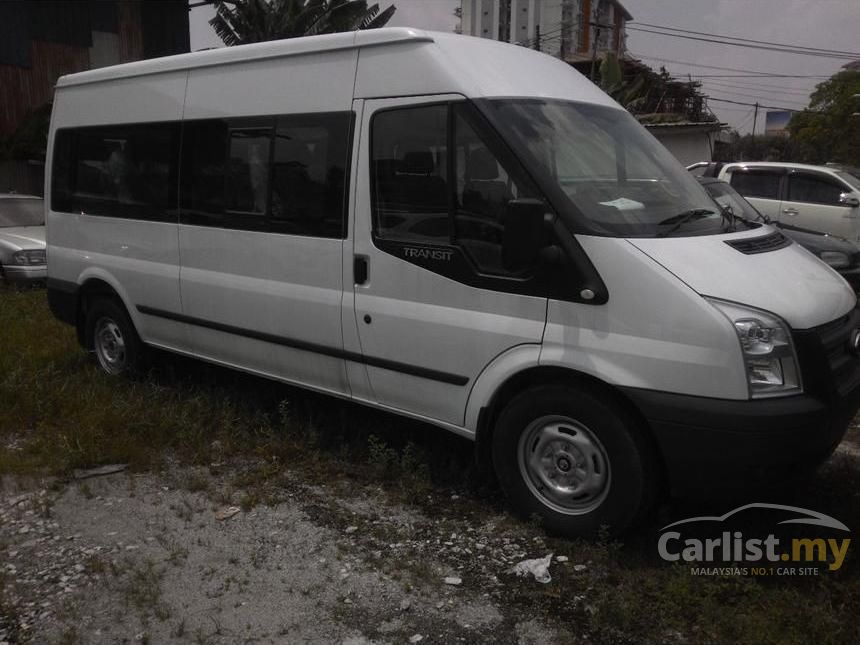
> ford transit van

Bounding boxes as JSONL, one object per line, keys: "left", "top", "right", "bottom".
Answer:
{"left": 45, "top": 29, "right": 860, "bottom": 536}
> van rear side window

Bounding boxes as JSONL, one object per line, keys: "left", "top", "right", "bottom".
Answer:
{"left": 52, "top": 124, "right": 179, "bottom": 221}
{"left": 52, "top": 113, "right": 352, "bottom": 238}
{"left": 181, "top": 112, "right": 352, "bottom": 238}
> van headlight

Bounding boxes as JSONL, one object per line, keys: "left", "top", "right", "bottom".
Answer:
{"left": 707, "top": 298, "right": 801, "bottom": 398}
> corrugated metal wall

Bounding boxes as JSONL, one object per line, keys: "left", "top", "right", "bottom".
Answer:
{"left": 0, "top": 40, "right": 90, "bottom": 137}
{"left": 118, "top": 0, "right": 144, "bottom": 64}
{"left": 0, "top": 0, "right": 188, "bottom": 194}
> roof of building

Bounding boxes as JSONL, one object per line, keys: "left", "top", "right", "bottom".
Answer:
{"left": 613, "top": 1, "right": 633, "bottom": 21}
{"left": 642, "top": 121, "right": 725, "bottom": 131}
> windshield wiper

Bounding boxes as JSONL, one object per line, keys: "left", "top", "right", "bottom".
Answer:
{"left": 656, "top": 209, "right": 716, "bottom": 238}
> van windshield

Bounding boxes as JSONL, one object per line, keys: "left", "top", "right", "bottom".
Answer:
{"left": 486, "top": 99, "right": 725, "bottom": 238}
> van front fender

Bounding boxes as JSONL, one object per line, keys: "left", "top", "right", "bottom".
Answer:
{"left": 463, "top": 343, "right": 542, "bottom": 433}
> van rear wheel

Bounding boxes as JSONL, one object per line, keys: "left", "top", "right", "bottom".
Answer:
{"left": 85, "top": 298, "right": 144, "bottom": 377}
{"left": 492, "top": 384, "right": 656, "bottom": 537}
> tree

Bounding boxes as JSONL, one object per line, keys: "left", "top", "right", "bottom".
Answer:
{"left": 787, "top": 69, "right": 860, "bottom": 166}
{"left": 598, "top": 53, "right": 645, "bottom": 112}
{"left": 210, "top": 0, "right": 396, "bottom": 46}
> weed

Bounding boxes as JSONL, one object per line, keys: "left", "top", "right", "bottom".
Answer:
{"left": 77, "top": 482, "right": 94, "bottom": 499}
{"left": 119, "top": 558, "right": 171, "bottom": 621}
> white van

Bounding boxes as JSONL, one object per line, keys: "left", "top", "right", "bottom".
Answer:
{"left": 45, "top": 29, "right": 860, "bottom": 536}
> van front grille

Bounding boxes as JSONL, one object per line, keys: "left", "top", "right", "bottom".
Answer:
{"left": 724, "top": 231, "right": 792, "bottom": 255}
{"left": 793, "top": 308, "right": 860, "bottom": 398}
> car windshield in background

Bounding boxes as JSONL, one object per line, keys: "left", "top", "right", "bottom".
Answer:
{"left": 703, "top": 181, "right": 762, "bottom": 221}
{"left": 835, "top": 171, "right": 860, "bottom": 191}
{"left": 484, "top": 99, "right": 723, "bottom": 238}
{"left": 0, "top": 198, "right": 45, "bottom": 227}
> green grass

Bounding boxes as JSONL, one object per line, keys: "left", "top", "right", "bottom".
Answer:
{"left": 1, "top": 289, "right": 859, "bottom": 644}
{"left": 0, "top": 288, "right": 471, "bottom": 488}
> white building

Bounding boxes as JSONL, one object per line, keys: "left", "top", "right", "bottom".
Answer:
{"left": 459, "top": 0, "right": 631, "bottom": 63}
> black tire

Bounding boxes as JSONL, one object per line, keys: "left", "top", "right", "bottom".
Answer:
{"left": 84, "top": 297, "right": 145, "bottom": 377}
{"left": 492, "top": 384, "right": 657, "bottom": 537}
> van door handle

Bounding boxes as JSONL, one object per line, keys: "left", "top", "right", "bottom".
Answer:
{"left": 782, "top": 208, "right": 798, "bottom": 216}
{"left": 354, "top": 255, "right": 369, "bottom": 285}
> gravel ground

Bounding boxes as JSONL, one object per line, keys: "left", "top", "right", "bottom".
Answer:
{"left": 0, "top": 464, "right": 574, "bottom": 645}
{"left": 2, "top": 435, "right": 858, "bottom": 645}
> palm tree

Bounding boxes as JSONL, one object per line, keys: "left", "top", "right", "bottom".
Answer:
{"left": 209, "top": 0, "right": 397, "bottom": 46}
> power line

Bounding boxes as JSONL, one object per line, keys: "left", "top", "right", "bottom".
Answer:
{"left": 698, "top": 85, "right": 809, "bottom": 106}
{"left": 629, "top": 52, "right": 838, "bottom": 78}
{"left": 632, "top": 21, "right": 860, "bottom": 57}
{"left": 697, "top": 79, "right": 813, "bottom": 97}
{"left": 691, "top": 74, "right": 829, "bottom": 80}
{"left": 705, "top": 96, "right": 811, "bottom": 112}
{"left": 627, "top": 26, "right": 857, "bottom": 60}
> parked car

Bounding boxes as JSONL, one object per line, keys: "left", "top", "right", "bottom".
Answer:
{"left": 697, "top": 176, "right": 860, "bottom": 289}
{"left": 688, "top": 161, "right": 860, "bottom": 242}
{"left": 45, "top": 29, "right": 860, "bottom": 537}
{"left": 0, "top": 194, "right": 46, "bottom": 286}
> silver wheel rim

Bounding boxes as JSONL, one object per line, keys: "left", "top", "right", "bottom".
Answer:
{"left": 94, "top": 317, "right": 127, "bottom": 375}
{"left": 517, "top": 415, "right": 611, "bottom": 515}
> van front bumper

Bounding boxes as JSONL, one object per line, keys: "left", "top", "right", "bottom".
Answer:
{"left": 622, "top": 386, "right": 860, "bottom": 498}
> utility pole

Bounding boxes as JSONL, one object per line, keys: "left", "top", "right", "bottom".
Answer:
{"left": 752, "top": 102, "right": 759, "bottom": 138}
{"left": 589, "top": 0, "right": 602, "bottom": 81}
{"left": 534, "top": 24, "right": 540, "bottom": 51}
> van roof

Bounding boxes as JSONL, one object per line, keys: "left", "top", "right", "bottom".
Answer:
{"left": 56, "top": 27, "right": 435, "bottom": 88}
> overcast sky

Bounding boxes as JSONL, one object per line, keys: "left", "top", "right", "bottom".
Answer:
{"left": 189, "top": 0, "right": 859, "bottom": 134}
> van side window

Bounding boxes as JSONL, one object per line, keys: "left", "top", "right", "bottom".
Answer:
{"left": 182, "top": 113, "right": 351, "bottom": 237}
{"left": 52, "top": 124, "right": 178, "bottom": 221}
{"left": 371, "top": 103, "right": 541, "bottom": 277}
{"left": 184, "top": 120, "right": 229, "bottom": 225}
{"left": 270, "top": 113, "right": 351, "bottom": 238}
{"left": 788, "top": 173, "right": 845, "bottom": 206}
{"left": 227, "top": 129, "right": 271, "bottom": 216}
{"left": 372, "top": 104, "right": 450, "bottom": 243}
{"left": 729, "top": 170, "right": 780, "bottom": 200}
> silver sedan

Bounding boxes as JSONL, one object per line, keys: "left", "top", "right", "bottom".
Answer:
{"left": 0, "top": 194, "right": 46, "bottom": 286}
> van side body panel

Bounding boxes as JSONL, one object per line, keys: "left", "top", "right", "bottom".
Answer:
{"left": 174, "top": 49, "right": 360, "bottom": 396}
{"left": 47, "top": 72, "right": 188, "bottom": 351}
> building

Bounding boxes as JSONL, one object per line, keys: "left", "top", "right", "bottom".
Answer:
{"left": 644, "top": 122, "right": 726, "bottom": 167}
{"left": 459, "top": 0, "right": 631, "bottom": 62}
{"left": 0, "top": 0, "right": 190, "bottom": 194}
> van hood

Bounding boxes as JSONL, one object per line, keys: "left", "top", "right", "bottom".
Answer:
{"left": 628, "top": 226, "right": 856, "bottom": 330}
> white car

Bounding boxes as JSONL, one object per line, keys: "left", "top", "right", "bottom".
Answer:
{"left": 0, "top": 194, "right": 46, "bottom": 285}
{"left": 692, "top": 161, "right": 860, "bottom": 242}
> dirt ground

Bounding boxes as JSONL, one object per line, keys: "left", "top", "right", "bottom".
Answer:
{"left": 2, "top": 433, "right": 859, "bottom": 645}
{"left": 1, "top": 461, "right": 576, "bottom": 645}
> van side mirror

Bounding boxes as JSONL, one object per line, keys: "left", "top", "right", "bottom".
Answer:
{"left": 502, "top": 198, "right": 551, "bottom": 272}
{"left": 840, "top": 193, "right": 860, "bottom": 208}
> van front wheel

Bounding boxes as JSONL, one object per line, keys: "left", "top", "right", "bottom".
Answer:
{"left": 85, "top": 298, "right": 144, "bottom": 377}
{"left": 492, "top": 385, "right": 655, "bottom": 537}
